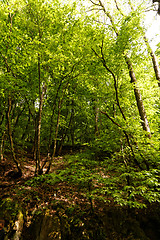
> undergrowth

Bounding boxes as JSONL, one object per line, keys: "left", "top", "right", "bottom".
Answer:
{"left": 25, "top": 150, "right": 160, "bottom": 209}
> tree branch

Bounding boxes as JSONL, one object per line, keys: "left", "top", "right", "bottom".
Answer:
{"left": 92, "top": 43, "right": 126, "bottom": 121}
{"left": 101, "top": 111, "right": 122, "bottom": 128}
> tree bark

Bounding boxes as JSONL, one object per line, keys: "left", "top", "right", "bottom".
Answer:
{"left": 34, "top": 82, "right": 47, "bottom": 175}
{"left": 125, "top": 55, "right": 151, "bottom": 137}
{"left": 58, "top": 111, "right": 72, "bottom": 155}
{"left": 45, "top": 99, "right": 62, "bottom": 174}
{"left": 6, "top": 95, "right": 22, "bottom": 174}
{"left": 47, "top": 78, "right": 64, "bottom": 159}
{"left": 0, "top": 128, "right": 7, "bottom": 162}
{"left": 70, "top": 99, "right": 75, "bottom": 147}
{"left": 144, "top": 36, "right": 160, "bottom": 87}
{"left": 95, "top": 99, "right": 99, "bottom": 136}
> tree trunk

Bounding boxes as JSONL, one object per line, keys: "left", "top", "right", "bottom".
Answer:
{"left": 6, "top": 95, "right": 22, "bottom": 174}
{"left": 34, "top": 83, "right": 47, "bottom": 175}
{"left": 58, "top": 115, "right": 71, "bottom": 155}
{"left": 94, "top": 98, "right": 99, "bottom": 136}
{"left": 45, "top": 100, "right": 62, "bottom": 174}
{"left": 21, "top": 113, "right": 31, "bottom": 141}
{"left": 0, "top": 128, "right": 7, "bottom": 162}
{"left": 70, "top": 99, "right": 75, "bottom": 147}
{"left": 144, "top": 36, "right": 160, "bottom": 87}
{"left": 125, "top": 55, "right": 151, "bottom": 137}
{"left": 47, "top": 79, "right": 64, "bottom": 159}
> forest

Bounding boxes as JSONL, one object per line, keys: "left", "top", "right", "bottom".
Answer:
{"left": 0, "top": 0, "right": 160, "bottom": 239}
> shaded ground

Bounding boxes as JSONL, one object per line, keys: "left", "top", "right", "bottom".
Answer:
{"left": 0, "top": 149, "right": 160, "bottom": 240}
{"left": 0, "top": 149, "right": 93, "bottom": 213}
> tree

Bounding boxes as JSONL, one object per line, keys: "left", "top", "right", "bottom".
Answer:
{"left": 153, "top": 0, "right": 160, "bottom": 14}
{"left": 0, "top": 0, "right": 101, "bottom": 174}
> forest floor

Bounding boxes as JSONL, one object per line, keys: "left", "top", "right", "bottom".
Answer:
{"left": 0, "top": 148, "right": 96, "bottom": 214}
{"left": 0, "top": 148, "right": 160, "bottom": 240}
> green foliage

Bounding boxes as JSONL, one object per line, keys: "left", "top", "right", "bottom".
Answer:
{"left": 0, "top": 0, "right": 160, "bottom": 209}
{"left": 25, "top": 149, "right": 160, "bottom": 208}
{"left": 0, "top": 198, "right": 19, "bottom": 220}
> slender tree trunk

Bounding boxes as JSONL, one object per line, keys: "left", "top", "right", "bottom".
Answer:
{"left": 33, "top": 116, "right": 38, "bottom": 169}
{"left": 0, "top": 114, "right": 4, "bottom": 126}
{"left": 47, "top": 79, "right": 64, "bottom": 159}
{"left": 6, "top": 95, "right": 22, "bottom": 174}
{"left": 38, "top": 84, "right": 46, "bottom": 171}
{"left": 41, "top": 108, "right": 70, "bottom": 172}
{"left": 0, "top": 113, "right": 6, "bottom": 162}
{"left": 70, "top": 99, "right": 75, "bottom": 147}
{"left": 21, "top": 113, "right": 31, "bottom": 140}
{"left": 45, "top": 100, "right": 62, "bottom": 174}
{"left": 125, "top": 55, "right": 151, "bottom": 137}
{"left": 12, "top": 106, "right": 25, "bottom": 138}
{"left": 34, "top": 83, "right": 47, "bottom": 175}
{"left": 94, "top": 98, "right": 99, "bottom": 136}
{"left": 150, "top": 50, "right": 160, "bottom": 87}
{"left": 53, "top": 102, "right": 61, "bottom": 158}
{"left": 144, "top": 36, "right": 160, "bottom": 87}
{"left": 0, "top": 128, "right": 7, "bottom": 162}
{"left": 34, "top": 52, "right": 47, "bottom": 175}
{"left": 36, "top": 55, "right": 41, "bottom": 174}
{"left": 58, "top": 112, "right": 71, "bottom": 155}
